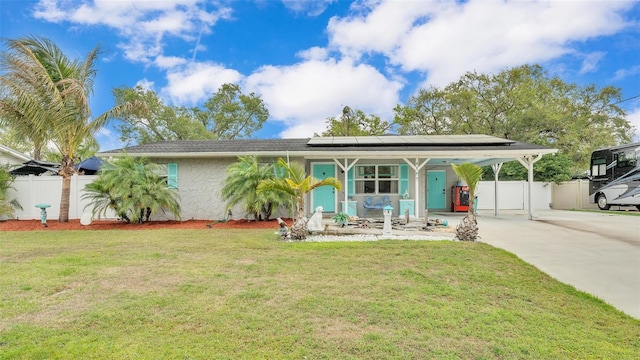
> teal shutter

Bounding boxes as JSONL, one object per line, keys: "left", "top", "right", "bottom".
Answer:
{"left": 273, "top": 164, "right": 285, "bottom": 179}
{"left": 348, "top": 167, "right": 355, "bottom": 197}
{"left": 167, "top": 163, "right": 178, "bottom": 189}
{"left": 399, "top": 164, "right": 409, "bottom": 195}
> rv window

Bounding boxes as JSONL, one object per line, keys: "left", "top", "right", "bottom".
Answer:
{"left": 591, "top": 158, "right": 606, "bottom": 177}
{"left": 616, "top": 151, "right": 637, "bottom": 168}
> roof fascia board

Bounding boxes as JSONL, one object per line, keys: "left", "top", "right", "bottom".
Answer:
{"left": 0, "top": 144, "right": 31, "bottom": 161}
{"left": 98, "top": 148, "right": 557, "bottom": 160}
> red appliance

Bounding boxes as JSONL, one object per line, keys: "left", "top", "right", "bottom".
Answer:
{"left": 452, "top": 185, "right": 470, "bottom": 212}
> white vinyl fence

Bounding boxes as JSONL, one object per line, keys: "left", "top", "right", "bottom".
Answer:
{"left": 6, "top": 174, "right": 117, "bottom": 221}
{"left": 477, "top": 181, "right": 552, "bottom": 210}
{"left": 6, "top": 176, "right": 589, "bottom": 221}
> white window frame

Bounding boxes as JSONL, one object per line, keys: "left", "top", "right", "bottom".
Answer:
{"left": 354, "top": 164, "right": 399, "bottom": 194}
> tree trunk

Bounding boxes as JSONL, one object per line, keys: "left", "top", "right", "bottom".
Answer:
{"left": 290, "top": 218, "right": 308, "bottom": 240}
{"left": 58, "top": 156, "right": 75, "bottom": 223}
{"left": 59, "top": 174, "right": 71, "bottom": 222}
{"left": 455, "top": 214, "right": 478, "bottom": 241}
{"left": 290, "top": 198, "right": 307, "bottom": 240}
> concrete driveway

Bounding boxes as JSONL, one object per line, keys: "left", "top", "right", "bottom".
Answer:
{"left": 471, "top": 209, "right": 640, "bottom": 319}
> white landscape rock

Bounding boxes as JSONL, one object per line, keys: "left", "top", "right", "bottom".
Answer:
{"left": 305, "top": 233, "right": 456, "bottom": 242}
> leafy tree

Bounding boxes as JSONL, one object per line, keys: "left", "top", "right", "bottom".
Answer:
{"left": 83, "top": 155, "right": 180, "bottom": 223}
{"left": 451, "top": 163, "right": 483, "bottom": 241}
{"left": 221, "top": 156, "right": 293, "bottom": 221}
{"left": 0, "top": 35, "right": 142, "bottom": 222}
{"left": 318, "top": 106, "right": 392, "bottom": 136}
{"left": 195, "top": 83, "right": 269, "bottom": 139}
{"left": 0, "top": 165, "right": 22, "bottom": 218}
{"left": 482, "top": 153, "right": 574, "bottom": 184}
{"left": 394, "top": 65, "right": 632, "bottom": 177}
{"left": 393, "top": 87, "right": 451, "bottom": 135}
{"left": 113, "top": 86, "right": 214, "bottom": 146}
{"left": 114, "top": 83, "right": 269, "bottom": 146}
{"left": 257, "top": 158, "right": 342, "bottom": 240}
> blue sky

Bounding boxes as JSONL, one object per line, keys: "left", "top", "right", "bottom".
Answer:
{"left": 1, "top": 0, "right": 639, "bottom": 151}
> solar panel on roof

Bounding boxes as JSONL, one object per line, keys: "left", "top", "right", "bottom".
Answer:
{"left": 307, "top": 135, "right": 514, "bottom": 146}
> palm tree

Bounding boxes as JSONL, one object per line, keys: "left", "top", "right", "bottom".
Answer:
{"left": 221, "top": 155, "right": 293, "bottom": 221}
{"left": 258, "top": 158, "right": 342, "bottom": 240}
{"left": 451, "top": 162, "right": 483, "bottom": 241}
{"left": 82, "top": 155, "right": 180, "bottom": 223}
{"left": 0, "top": 35, "right": 143, "bottom": 222}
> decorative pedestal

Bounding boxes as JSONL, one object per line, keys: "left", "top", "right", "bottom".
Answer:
{"left": 341, "top": 200, "right": 358, "bottom": 217}
{"left": 383, "top": 205, "right": 393, "bottom": 237}
{"left": 399, "top": 199, "right": 415, "bottom": 217}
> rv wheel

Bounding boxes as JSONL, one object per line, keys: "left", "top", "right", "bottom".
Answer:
{"left": 596, "top": 194, "right": 610, "bottom": 210}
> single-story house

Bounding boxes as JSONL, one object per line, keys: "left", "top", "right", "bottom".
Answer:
{"left": 1, "top": 144, "right": 62, "bottom": 176}
{"left": 0, "top": 144, "right": 31, "bottom": 166}
{"left": 98, "top": 135, "right": 557, "bottom": 220}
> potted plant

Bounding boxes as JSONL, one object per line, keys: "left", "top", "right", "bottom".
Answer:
{"left": 332, "top": 212, "right": 350, "bottom": 227}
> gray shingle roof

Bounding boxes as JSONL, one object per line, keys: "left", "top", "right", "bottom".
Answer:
{"left": 99, "top": 136, "right": 553, "bottom": 157}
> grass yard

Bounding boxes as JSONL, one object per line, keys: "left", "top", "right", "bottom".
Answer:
{"left": 1, "top": 229, "right": 638, "bottom": 359}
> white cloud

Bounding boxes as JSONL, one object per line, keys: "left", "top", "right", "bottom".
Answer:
{"left": 245, "top": 58, "right": 403, "bottom": 138}
{"left": 96, "top": 127, "right": 125, "bottom": 151}
{"left": 328, "top": 0, "right": 634, "bottom": 86}
{"left": 136, "top": 79, "right": 155, "bottom": 91}
{"left": 162, "top": 62, "right": 243, "bottom": 105}
{"left": 613, "top": 65, "right": 640, "bottom": 81}
{"left": 33, "top": 0, "right": 232, "bottom": 64}
{"left": 297, "top": 47, "right": 329, "bottom": 61}
{"left": 627, "top": 107, "right": 640, "bottom": 142}
{"left": 579, "top": 52, "right": 606, "bottom": 74}
{"left": 282, "top": 0, "right": 337, "bottom": 16}
{"left": 155, "top": 55, "right": 188, "bottom": 69}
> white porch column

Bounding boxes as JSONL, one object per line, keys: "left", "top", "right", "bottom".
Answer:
{"left": 517, "top": 154, "right": 542, "bottom": 220}
{"left": 403, "top": 158, "right": 430, "bottom": 217}
{"left": 333, "top": 158, "right": 359, "bottom": 213}
{"left": 491, "top": 162, "right": 503, "bottom": 217}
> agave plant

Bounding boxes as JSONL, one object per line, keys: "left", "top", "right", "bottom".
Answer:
{"left": 451, "top": 163, "right": 483, "bottom": 241}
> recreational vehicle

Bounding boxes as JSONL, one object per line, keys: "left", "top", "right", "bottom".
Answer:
{"left": 589, "top": 142, "right": 640, "bottom": 210}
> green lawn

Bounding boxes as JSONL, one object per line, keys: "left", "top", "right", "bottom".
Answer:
{"left": 1, "top": 229, "right": 638, "bottom": 359}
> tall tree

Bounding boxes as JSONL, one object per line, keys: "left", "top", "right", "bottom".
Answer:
{"left": 258, "top": 158, "right": 342, "bottom": 240}
{"left": 319, "top": 106, "right": 392, "bottom": 136}
{"left": 114, "top": 84, "right": 269, "bottom": 146}
{"left": 113, "top": 86, "right": 214, "bottom": 146}
{"left": 394, "top": 65, "right": 632, "bottom": 176}
{"left": 195, "top": 83, "right": 269, "bottom": 139}
{"left": 0, "top": 35, "right": 141, "bottom": 222}
{"left": 393, "top": 87, "right": 451, "bottom": 135}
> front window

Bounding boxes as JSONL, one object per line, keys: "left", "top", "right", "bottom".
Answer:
{"left": 591, "top": 158, "right": 606, "bottom": 177}
{"left": 355, "top": 165, "right": 398, "bottom": 194}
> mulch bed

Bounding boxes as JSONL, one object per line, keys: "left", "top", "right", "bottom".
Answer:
{"left": 0, "top": 218, "right": 291, "bottom": 231}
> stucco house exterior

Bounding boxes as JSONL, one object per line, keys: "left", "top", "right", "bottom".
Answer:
{"left": 98, "top": 135, "right": 557, "bottom": 221}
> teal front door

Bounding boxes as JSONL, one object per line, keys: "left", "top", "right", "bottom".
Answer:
{"left": 312, "top": 164, "right": 336, "bottom": 212}
{"left": 427, "top": 170, "right": 446, "bottom": 209}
